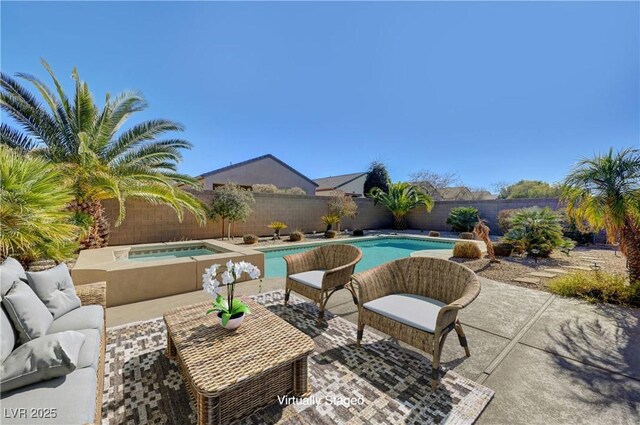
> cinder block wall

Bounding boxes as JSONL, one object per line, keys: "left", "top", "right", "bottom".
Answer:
{"left": 406, "top": 198, "right": 561, "bottom": 235}
{"left": 103, "top": 192, "right": 393, "bottom": 246}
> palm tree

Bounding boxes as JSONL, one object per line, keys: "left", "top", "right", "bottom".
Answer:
{"left": 0, "top": 60, "right": 206, "bottom": 248}
{"left": 0, "top": 146, "right": 81, "bottom": 263}
{"left": 562, "top": 148, "right": 640, "bottom": 282}
{"left": 369, "top": 182, "right": 434, "bottom": 230}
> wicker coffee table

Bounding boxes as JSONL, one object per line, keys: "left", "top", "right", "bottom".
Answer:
{"left": 164, "top": 298, "right": 314, "bottom": 425}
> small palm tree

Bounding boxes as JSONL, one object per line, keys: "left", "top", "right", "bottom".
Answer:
{"left": 562, "top": 148, "right": 640, "bottom": 282}
{"left": 0, "top": 146, "right": 80, "bottom": 263}
{"left": 0, "top": 60, "right": 206, "bottom": 249}
{"left": 369, "top": 182, "right": 434, "bottom": 230}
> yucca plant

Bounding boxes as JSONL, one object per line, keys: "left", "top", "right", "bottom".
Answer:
{"left": 562, "top": 148, "right": 640, "bottom": 283}
{"left": 502, "top": 207, "right": 574, "bottom": 257}
{"left": 0, "top": 60, "right": 206, "bottom": 249}
{"left": 321, "top": 214, "right": 340, "bottom": 231}
{"left": 0, "top": 146, "right": 81, "bottom": 264}
{"left": 369, "top": 182, "right": 434, "bottom": 230}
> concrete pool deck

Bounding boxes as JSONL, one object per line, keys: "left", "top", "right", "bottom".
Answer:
{"left": 106, "top": 277, "right": 640, "bottom": 424}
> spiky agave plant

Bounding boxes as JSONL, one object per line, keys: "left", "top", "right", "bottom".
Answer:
{"left": 369, "top": 182, "right": 434, "bottom": 230}
{"left": 0, "top": 59, "right": 206, "bottom": 249}
{"left": 0, "top": 146, "right": 81, "bottom": 264}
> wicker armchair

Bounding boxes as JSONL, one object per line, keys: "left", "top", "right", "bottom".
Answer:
{"left": 284, "top": 244, "right": 363, "bottom": 321}
{"left": 352, "top": 257, "right": 480, "bottom": 391}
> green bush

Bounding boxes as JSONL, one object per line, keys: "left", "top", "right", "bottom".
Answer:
{"left": 502, "top": 207, "right": 574, "bottom": 257}
{"left": 446, "top": 207, "right": 479, "bottom": 232}
{"left": 492, "top": 242, "right": 514, "bottom": 257}
{"left": 352, "top": 229, "right": 364, "bottom": 236}
{"left": 428, "top": 231, "right": 440, "bottom": 237}
{"left": 562, "top": 217, "right": 595, "bottom": 246}
{"left": 324, "top": 230, "right": 337, "bottom": 239}
{"left": 289, "top": 231, "right": 304, "bottom": 242}
{"left": 243, "top": 234, "right": 259, "bottom": 244}
{"left": 452, "top": 242, "right": 482, "bottom": 259}
{"left": 548, "top": 272, "right": 640, "bottom": 306}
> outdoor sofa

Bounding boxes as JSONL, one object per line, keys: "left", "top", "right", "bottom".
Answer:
{"left": 1, "top": 257, "right": 106, "bottom": 425}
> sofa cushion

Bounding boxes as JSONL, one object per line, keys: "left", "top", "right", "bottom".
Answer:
{"left": 289, "top": 270, "right": 326, "bottom": 289}
{"left": 1, "top": 257, "right": 27, "bottom": 297}
{"left": 26, "top": 264, "right": 81, "bottom": 319}
{"left": 0, "top": 331, "right": 85, "bottom": 393}
{"left": 47, "top": 305, "right": 104, "bottom": 335}
{"left": 2, "top": 281, "right": 53, "bottom": 344}
{"left": 0, "top": 368, "right": 97, "bottom": 425}
{"left": 1, "top": 306, "right": 17, "bottom": 363}
{"left": 75, "top": 329, "right": 101, "bottom": 370}
{"left": 363, "top": 293, "right": 447, "bottom": 333}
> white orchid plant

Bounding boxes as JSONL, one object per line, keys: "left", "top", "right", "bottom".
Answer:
{"left": 202, "top": 260, "right": 261, "bottom": 326}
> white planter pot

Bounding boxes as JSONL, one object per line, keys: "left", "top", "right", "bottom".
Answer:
{"left": 217, "top": 312, "right": 245, "bottom": 330}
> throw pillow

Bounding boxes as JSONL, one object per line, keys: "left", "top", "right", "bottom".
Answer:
{"left": 1, "top": 257, "right": 27, "bottom": 297}
{"left": 1, "top": 306, "right": 17, "bottom": 363}
{"left": 26, "top": 263, "right": 81, "bottom": 319}
{"left": 0, "top": 331, "right": 86, "bottom": 393}
{"left": 2, "top": 281, "right": 54, "bottom": 344}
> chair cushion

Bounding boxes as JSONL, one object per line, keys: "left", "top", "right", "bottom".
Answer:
{"left": 47, "top": 305, "right": 104, "bottom": 335}
{"left": 1, "top": 306, "right": 17, "bottom": 363}
{"left": 0, "top": 368, "right": 97, "bottom": 425}
{"left": 363, "top": 294, "right": 447, "bottom": 334}
{"left": 26, "top": 263, "right": 81, "bottom": 319}
{"left": 289, "top": 270, "right": 326, "bottom": 289}
{"left": 2, "top": 281, "right": 53, "bottom": 344}
{"left": 75, "top": 329, "right": 101, "bottom": 370}
{"left": 0, "top": 331, "right": 85, "bottom": 393}
{"left": 1, "top": 257, "right": 27, "bottom": 297}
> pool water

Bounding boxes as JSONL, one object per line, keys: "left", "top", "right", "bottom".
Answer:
{"left": 261, "top": 237, "right": 453, "bottom": 277}
{"left": 129, "top": 246, "right": 217, "bottom": 261}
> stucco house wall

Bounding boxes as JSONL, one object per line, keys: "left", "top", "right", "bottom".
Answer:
{"left": 200, "top": 155, "right": 317, "bottom": 195}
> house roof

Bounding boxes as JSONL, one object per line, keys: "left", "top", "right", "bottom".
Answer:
{"left": 197, "top": 154, "right": 318, "bottom": 187}
{"left": 471, "top": 190, "right": 497, "bottom": 200}
{"left": 314, "top": 172, "right": 367, "bottom": 191}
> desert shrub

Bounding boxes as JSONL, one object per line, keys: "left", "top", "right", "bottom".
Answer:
{"left": 459, "top": 232, "right": 475, "bottom": 240}
{"left": 282, "top": 187, "right": 306, "bottom": 195}
{"left": 492, "top": 242, "right": 514, "bottom": 257}
{"left": 324, "top": 230, "right": 337, "bottom": 239}
{"left": 352, "top": 229, "right": 364, "bottom": 236}
{"left": 428, "top": 231, "right": 440, "bottom": 237}
{"left": 251, "top": 184, "right": 279, "bottom": 193}
{"left": 502, "top": 207, "right": 575, "bottom": 257}
{"left": 289, "top": 231, "right": 304, "bottom": 242}
{"left": 243, "top": 234, "right": 259, "bottom": 244}
{"left": 497, "top": 209, "right": 519, "bottom": 234}
{"left": 446, "top": 207, "right": 479, "bottom": 232}
{"left": 548, "top": 272, "right": 640, "bottom": 306}
{"left": 452, "top": 242, "right": 482, "bottom": 259}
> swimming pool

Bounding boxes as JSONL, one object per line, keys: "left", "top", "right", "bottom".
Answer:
{"left": 128, "top": 245, "right": 219, "bottom": 261}
{"left": 260, "top": 237, "right": 454, "bottom": 277}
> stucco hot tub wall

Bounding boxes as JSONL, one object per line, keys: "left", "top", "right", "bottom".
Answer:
{"left": 71, "top": 240, "right": 265, "bottom": 307}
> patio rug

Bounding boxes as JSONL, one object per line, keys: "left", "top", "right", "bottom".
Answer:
{"left": 102, "top": 290, "right": 493, "bottom": 424}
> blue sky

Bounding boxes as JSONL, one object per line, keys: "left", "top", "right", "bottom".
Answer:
{"left": 2, "top": 1, "right": 638, "bottom": 190}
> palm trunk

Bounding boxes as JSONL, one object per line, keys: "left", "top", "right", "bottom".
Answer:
{"left": 392, "top": 214, "right": 407, "bottom": 230}
{"left": 623, "top": 222, "right": 640, "bottom": 283}
{"left": 71, "top": 198, "right": 110, "bottom": 249}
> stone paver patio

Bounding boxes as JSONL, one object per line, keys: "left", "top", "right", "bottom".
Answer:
{"left": 107, "top": 277, "right": 640, "bottom": 424}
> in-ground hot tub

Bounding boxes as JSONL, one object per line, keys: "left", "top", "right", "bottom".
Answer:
{"left": 71, "top": 240, "right": 264, "bottom": 307}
